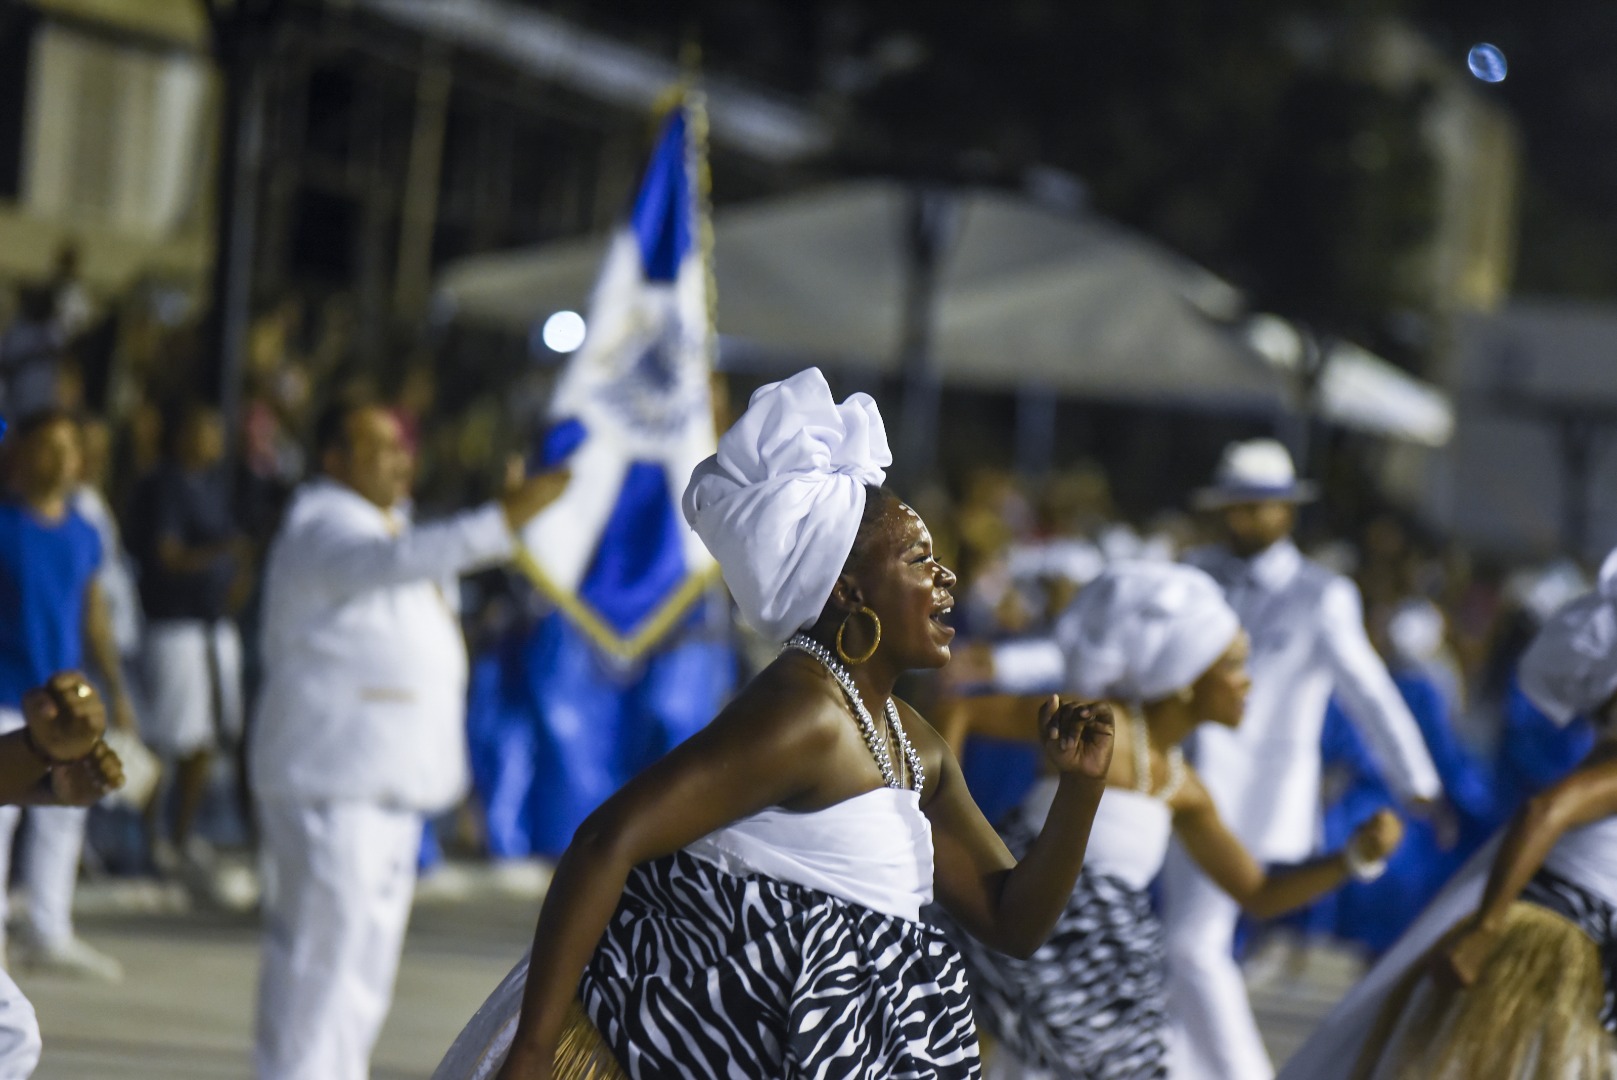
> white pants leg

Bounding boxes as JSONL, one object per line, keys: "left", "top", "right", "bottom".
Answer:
{"left": 0, "top": 806, "right": 18, "bottom": 953}
{"left": 141, "top": 621, "right": 217, "bottom": 758}
{"left": 254, "top": 799, "right": 421, "bottom": 1080}
{"left": 212, "top": 620, "right": 245, "bottom": 747}
{"left": 0, "top": 966, "right": 40, "bottom": 1079}
{"left": 22, "top": 807, "right": 87, "bottom": 949}
{"left": 1160, "top": 841, "right": 1274, "bottom": 1080}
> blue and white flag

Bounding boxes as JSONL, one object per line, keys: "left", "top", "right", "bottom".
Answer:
{"left": 517, "top": 100, "right": 718, "bottom": 661}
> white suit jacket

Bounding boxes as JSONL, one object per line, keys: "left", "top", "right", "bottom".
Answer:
{"left": 1183, "top": 540, "right": 1442, "bottom": 859}
{"left": 251, "top": 479, "right": 513, "bottom": 813}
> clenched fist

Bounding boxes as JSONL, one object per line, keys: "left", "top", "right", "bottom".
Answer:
{"left": 1348, "top": 808, "right": 1405, "bottom": 865}
{"left": 500, "top": 467, "right": 571, "bottom": 532}
{"left": 1037, "top": 697, "right": 1115, "bottom": 782}
{"left": 22, "top": 671, "right": 106, "bottom": 764}
{"left": 50, "top": 741, "right": 125, "bottom": 806}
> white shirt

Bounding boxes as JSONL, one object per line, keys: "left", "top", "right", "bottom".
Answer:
{"left": 251, "top": 479, "right": 514, "bottom": 812}
{"left": 1183, "top": 539, "right": 1442, "bottom": 858}
{"left": 72, "top": 486, "right": 142, "bottom": 656}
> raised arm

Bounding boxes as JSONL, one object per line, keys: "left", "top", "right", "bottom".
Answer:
{"left": 1438, "top": 749, "right": 1617, "bottom": 987}
{"left": 0, "top": 673, "right": 123, "bottom": 806}
{"left": 1173, "top": 770, "right": 1404, "bottom": 919}
{"left": 296, "top": 470, "right": 567, "bottom": 600}
{"left": 1320, "top": 578, "right": 1442, "bottom": 803}
{"left": 935, "top": 692, "right": 1046, "bottom": 758}
{"left": 923, "top": 696, "right": 1113, "bottom": 958}
{"left": 82, "top": 580, "right": 136, "bottom": 734}
{"left": 296, "top": 505, "right": 514, "bottom": 598}
{"left": 497, "top": 682, "right": 841, "bottom": 1079}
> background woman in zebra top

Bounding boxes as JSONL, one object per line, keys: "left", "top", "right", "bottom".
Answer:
{"left": 467, "top": 370, "right": 1116, "bottom": 1080}
{"left": 947, "top": 562, "right": 1404, "bottom": 1080}
{"left": 1280, "top": 548, "right": 1617, "bottom": 1080}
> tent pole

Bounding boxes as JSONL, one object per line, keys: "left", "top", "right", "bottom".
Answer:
{"left": 1015, "top": 383, "right": 1057, "bottom": 479}
{"left": 897, "top": 185, "right": 953, "bottom": 488}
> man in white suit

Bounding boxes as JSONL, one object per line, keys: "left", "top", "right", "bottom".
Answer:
{"left": 252, "top": 402, "right": 566, "bottom": 1080}
{"left": 1162, "top": 439, "right": 1444, "bottom": 1080}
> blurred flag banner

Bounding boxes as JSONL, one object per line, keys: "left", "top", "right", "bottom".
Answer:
{"left": 517, "top": 97, "right": 718, "bottom": 661}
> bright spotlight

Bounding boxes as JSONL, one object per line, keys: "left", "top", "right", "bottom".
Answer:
{"left": 541, "top": 310, "right": 587, "bottom": 353}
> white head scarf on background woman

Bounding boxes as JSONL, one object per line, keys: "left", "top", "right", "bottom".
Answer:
{"left": 1518, "top": 549, "right": 1617, "bottom": 726}
{"left": 683, "top": 368, "right": 890, "bottom": 643}
{"left": 1055, "top": 561, "right": 1241, "bottom": 703}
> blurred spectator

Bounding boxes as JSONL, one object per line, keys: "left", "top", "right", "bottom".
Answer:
{"left": 0, "top": 287, "right": 64, "bottom": 417}
{"left": 126, "top": 404, "right": 246, "bottom": 884}
{"left": 0, "top": 409, "right": 137, "bottom": 981}
{"left": 388, "top": 360, "right": 436, "bottom": 455}
{"left": 72, "top": 415, "right": 142, "bottom": 667}
{"left": 49, "top": 241, "right": 95, "bottom": 342}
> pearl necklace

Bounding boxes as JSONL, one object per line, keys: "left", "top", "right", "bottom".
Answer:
{"left": 1130, "top": 709, "right": 1185, "bottom": 802}
{"left": 786, "top": 634, "right": 925, "bottom": 792}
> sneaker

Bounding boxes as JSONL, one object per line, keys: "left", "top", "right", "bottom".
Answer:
{"left": 150, "top": 837, "right": 181, "bottom": 878}
{"left": 15, "top": 936, "right": 124, "bottom": 983}
{"left": 180, "top": 836, "right": 217, "bottom": 871}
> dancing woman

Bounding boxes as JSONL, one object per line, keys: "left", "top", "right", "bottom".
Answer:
{"left": 1281, "top": 553, "right": 1617, "bottom": 1080}
{"left": 435, "top": 368, "right": 1115, "bottom": 1080}
{"left": 948, "top": 562, "right": 1403, "bottom": 1080}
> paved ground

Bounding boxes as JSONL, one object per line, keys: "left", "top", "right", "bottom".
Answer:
{"left": 18, "top": 871, "right": 1366, "bottom": 1079}
{"left": 23, "top": 878, "right": 542, "bottom": 1080}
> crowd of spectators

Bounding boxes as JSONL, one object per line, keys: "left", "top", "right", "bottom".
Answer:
{"left": 0, "top": 243, "right": 1599, "bottom": 976}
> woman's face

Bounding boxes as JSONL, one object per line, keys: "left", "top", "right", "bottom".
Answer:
{"left": 1192, "top": 631, "right": 1252, "bottom": 727}
{"left": 851, "top": 497, "right": 959, "bottom": 670}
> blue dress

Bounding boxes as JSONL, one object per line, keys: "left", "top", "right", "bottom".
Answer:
{"left": 1308, "top": 668, "right": 1503, "bottom": 954}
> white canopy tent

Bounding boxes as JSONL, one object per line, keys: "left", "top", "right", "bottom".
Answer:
{"left": 438, "top": 180, "right": 1286, "bottom": 411}
{"left": 437, "top": 179, "right": 1451, "bottom": 439}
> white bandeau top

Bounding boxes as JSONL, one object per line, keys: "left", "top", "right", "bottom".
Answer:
{"left": 685, "top": 786, "right": 934, "bottom": 922}
{"left": 1544, "top": 815, "right": 1617, "bottom": 907}
{"left": 1019, "top": 775, "right": 1174, "bottom": 891}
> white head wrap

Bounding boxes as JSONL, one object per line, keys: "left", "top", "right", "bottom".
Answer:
{"left": 1518, "top": 550, "right": 1617, "bottom": 726}
{"left": 682, "top": 368, "right": 890, "bottom": 643}
{"left": 1056, "top": 561, "right": 1241, "bottom": 702}
{"left": 1386, "top": 599, "right": 1446, "bottom": 666}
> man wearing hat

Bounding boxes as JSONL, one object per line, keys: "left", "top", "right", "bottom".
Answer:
{"left": 1161, "top": 438, "right": 1444, "bottom": 1080}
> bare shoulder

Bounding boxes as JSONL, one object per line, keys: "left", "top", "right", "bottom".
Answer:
{"left": 1169, "top": 764, "right": 1215, "bottom": 819}
{"left": 892, "top": 696, "right": 957, "bottom": 798}
{"left": 892, "top": 696, "right": 945, "bottom": 749}
{"left": 708, "top": 652, "right": 847, "bottom": 753}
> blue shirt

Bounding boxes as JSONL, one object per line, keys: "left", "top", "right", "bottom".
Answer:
{"left": 0, "top": 501, "right": 101, "bottom": 707}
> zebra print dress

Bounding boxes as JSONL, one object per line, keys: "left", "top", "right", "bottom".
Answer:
{"left": 434, "top": 787, "right": 980, "bottom": 1080}
{"left": 580, "top": 849, "right": 979, "bottom": 1078}
{"left": 946, "top": 777, "right": 1179, "bottom": 1080}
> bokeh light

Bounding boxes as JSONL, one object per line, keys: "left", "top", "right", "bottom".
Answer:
{"left": 541, "top": 310, "right": 587, "bottom": 353}
{"left": 1467, "top": 43, "right": 1507, "bottom": 83}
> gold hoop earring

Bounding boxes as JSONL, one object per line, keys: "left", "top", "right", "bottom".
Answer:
{"left": 836, "top": 606, "right": 882, "bottom": 665}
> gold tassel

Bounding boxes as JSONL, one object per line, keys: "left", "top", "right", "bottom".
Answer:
{"left": 552, "top": 1001, "right": 627, "bottom": 1080}
{"left": 1356, "top": 902, "right": 1616, "bottom": 1080}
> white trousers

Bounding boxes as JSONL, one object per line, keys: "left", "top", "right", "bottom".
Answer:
{"left": 254, "top": 799, "right": 421, "bottom": 1080}
{"left": 140, "top": 618, "right": 244, "bottom": 756}
{"left": 0, "top": 967, "right": 39, "bottom": 1079}
{"left": 1160, "top": 841, "right": 1274, "bottom": 1080}
{"left": 0, "top": 708, "right": 86, "bottom": 951}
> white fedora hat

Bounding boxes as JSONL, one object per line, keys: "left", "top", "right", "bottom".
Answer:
{"left": 1192, "top": 438, "right": 1319, "bottom": 510}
